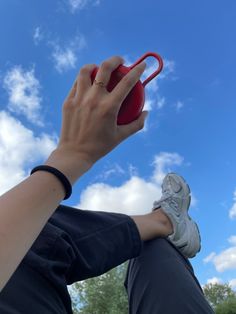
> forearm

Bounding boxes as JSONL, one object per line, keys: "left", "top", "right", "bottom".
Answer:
{"left": 0, "top": 55, "right": 147, "bottom": 292}
{"left": 0, "top": 149, "right": 92, "bottom": 292}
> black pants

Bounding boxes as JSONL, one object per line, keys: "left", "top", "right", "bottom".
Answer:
{"left": 0, "top": 204, "right": 214, "bottom": 313}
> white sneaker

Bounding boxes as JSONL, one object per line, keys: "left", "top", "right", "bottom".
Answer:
{"left": 152, "top": 173, "right": 201, "bottom": 258}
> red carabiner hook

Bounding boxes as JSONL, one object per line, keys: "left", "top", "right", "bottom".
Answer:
{"left": 129, "top": 52, "right": 164, "bottom": 87}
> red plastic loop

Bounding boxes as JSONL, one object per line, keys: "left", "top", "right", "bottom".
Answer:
{"left": 129, "top": 52, "right": 164, "bottom": 87}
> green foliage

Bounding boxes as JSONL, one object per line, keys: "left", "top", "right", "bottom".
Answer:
{"left": 203, "top": 283, "right": 236, "bottom": 309}
{"left": 215, "top": 296, "right": 236, "bottom": 314}
{"left": 70, "top": 267, "right": 236, "bottom": 314}
{"left": 69, "top": 262, "right": 129, "bottom": 314}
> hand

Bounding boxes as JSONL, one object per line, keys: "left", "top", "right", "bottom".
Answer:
{"left": 57, "top": 56, "right": 148, "bottom": 166}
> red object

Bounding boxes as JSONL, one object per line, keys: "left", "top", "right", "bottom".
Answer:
{"left": 91, "top": 52, "right": 164, "bottom": 125}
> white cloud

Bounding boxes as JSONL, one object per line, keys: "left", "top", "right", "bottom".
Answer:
{"left": 158, "top": 59, "right": 176, "bottom": 80}
{"left": 140, "top": 96, "right": 165, "bottom": 130}
{"left": 202, "top": 278, "right": 236, "bottom": 292}
{"left": 204, "top": 236, "right": 236, "bottom": 272}
{"left": 228, "top": 235, "right": 236, "bottom": 245}
{"left": 94, "top": 163, "right": 125, "bottom": 181}
{"left": 3, "top": 66, "right": 43, "bottom": 126}
{"left": 74, "top": 152, "right": 184, "bottom": 215}
{"left": 51, "top": 35, "right": 86, "bottom": 73}
{"left": 229, "top": 203, "right": 236, "bottom": 219}
{"left": 175, "top": 100, "right": 184, "bottom": 111}
{"left": 128, "top": 164, "right": 139, "bottom": 177}
{"left": 143, "top": 96, "right": 165, "bottom": 118}
{"left": 190, "top": 192, "right": 197, "bottom": 208}
{"left": 207, "top": 277, "right": 222, "bottom": 285}
{"left": 143, "top": 59, "right": 175, "bottom": 93}
{"left": 143, "top": 62, "right": 160, "bottom": 93}
{"left": 52, "top": 47, "right": 77, "bottom": 73}
{"left": 203, "top": 252, "right": 217, "bottom": 263}
{"left": 123, "top": 55, "right": 175, "bottom": 92}
{"left": 204, "top": 246, "right": 236, "bottom": 272}
{"left": 150, "top": 152, "right": 183, "bottom": 185}
{"left": 31, "top": 27, "right": 87, "bottom": 74}
{"left": 229, "top": 189, "right": 236, "bottom": 219}
{"left": 229, "top": 278, "right": 236, "bottom": 289}
{"left": 142, "top": 58, "right": 175, "bottom": 93}
{"left": 33, "top": 27, "right": 44, "bottom": 45}
{"left": 157, "top": 96, "right": 166, "bottom": 109}
{"left": 143, "top": 98, "right": 154, "bottom": 112}
{"left": 77, "top": 176, "right": 159, "bottom": 215}
{"left": 68, "top": 0, "right": 100, "bottom": 12}
{"left": 0, "top": 111, "right": 58, "bottom": 195}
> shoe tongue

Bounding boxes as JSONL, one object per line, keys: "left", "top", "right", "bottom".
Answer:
{"left": 169, "top": 177, "right": 182, "bottom": 193}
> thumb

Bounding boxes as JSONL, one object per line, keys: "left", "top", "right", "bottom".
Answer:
{"left": 119, "top": 110, "right": 149, "bottom": 139}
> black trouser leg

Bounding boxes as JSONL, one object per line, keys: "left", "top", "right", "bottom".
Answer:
{"left": 124, "top": 238, "right": 215, "bottom": 314}
{"left": 0, "top": 204, "right": 142, "bottom": 314}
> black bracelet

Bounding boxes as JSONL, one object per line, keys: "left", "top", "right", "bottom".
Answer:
{"left": 30, "top": 165, "right": 72, "bottom": 200}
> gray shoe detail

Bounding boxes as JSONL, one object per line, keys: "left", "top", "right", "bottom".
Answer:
{"left": 152, "top": 173, "right": 201, "bottom": 258}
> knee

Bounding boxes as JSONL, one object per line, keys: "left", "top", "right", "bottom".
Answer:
{"left": 125, "top": 237, "right": 191, "bottom": 292}
{"left": 138, "top": 237, "right": 181, "bottom": 263}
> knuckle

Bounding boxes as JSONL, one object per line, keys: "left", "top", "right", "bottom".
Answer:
{"left": 79, "top": 65, "right": 90, "bottom": 76}
{"left": 100, "top": 61, "right": 113, "bottom": 72}
{"left": 63, "top": 101, "right": 74, "bottom": 111}
{"left": 79, "top": 64, "right": 94, "bottom": 76}
{"left": 111, "top": 55, "right": 124, "bottom": 64}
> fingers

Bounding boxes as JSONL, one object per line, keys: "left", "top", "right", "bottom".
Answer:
{"left": 92, "top": 56, "right": 124, "bottom": 91}
{"left": 74, "top": 56, "right": 124, "bottom": 101}
{"left": 108, "top": 62, "right": 146, "bottom": 112}
{"left": 64, "top": 78, "right": 77, "bottom": 102}
{"left": 75, "top": 63, "right": 98, "bottom": 96}
{"left": 118, "top": 111, "right": 149, "bottom": 140}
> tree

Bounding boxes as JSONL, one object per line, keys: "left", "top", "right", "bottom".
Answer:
{"left": 69, "top": 262, "right": 129, "bottom": 314}
{"left": 215, "top": 296, "right": 236, "bottom": 314}
{"left": 203, "top": 283, "right": 236, "bottom": 309}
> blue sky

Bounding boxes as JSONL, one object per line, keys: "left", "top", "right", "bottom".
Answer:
{"left": 0, "top": 0, "right": 236, "bottom": 296}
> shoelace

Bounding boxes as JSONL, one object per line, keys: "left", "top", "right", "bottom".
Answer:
{"left": 154, "top": 192, "right": 179, "bottom": 210}
{"left": 154, "top": 191, "right": 190, "bottom": 213}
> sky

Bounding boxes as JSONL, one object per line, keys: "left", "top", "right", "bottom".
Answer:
{"left": 0, "top": 0, "right": 236, "bottom": 298}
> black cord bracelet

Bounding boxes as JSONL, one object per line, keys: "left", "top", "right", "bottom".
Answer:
{"left": 30, "top": 165, "right": 72, "bottom": 200}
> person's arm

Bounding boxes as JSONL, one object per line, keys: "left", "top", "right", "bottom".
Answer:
{"left": 0, "top": 149, "right": 92, "bottom": 292}
{"left": 0, "top": 56, "right": 147, "bottom": 292}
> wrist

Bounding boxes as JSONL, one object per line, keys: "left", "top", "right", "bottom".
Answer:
{"left": 44, "top": 148, "right": 93, "bottom": 185}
